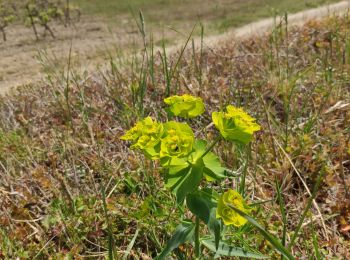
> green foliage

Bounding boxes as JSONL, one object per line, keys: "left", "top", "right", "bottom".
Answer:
{"left": 228, "top": 204, "right": 295, "bottom": 260}
{"left": 165, "top": 140, "right": 226, "bottom": 203}
{"left": 186, "top": 190, "right": 221, "bottom": 248}
{"left": 0, "top": 0, "right": 80, "bottom": 41}
{"left": 0, "top": 130, "right": 29, "bottom": 161}
{"left": 24, "top": 0, "right": 65, "bottom": 39}
{"left": 156, "top": 221, "right": 195, "bottom": 259}
{"left": 121, "top": 95, "right": 292, "bottom": 259}
{"left": 25, "top": 0, "right": 63, "bottom": 25}
{"left": 201, "top": 239, "right": 268, "bottom": 259}
{"left": 0, "top": 1, "right": 16, "bottom": 41}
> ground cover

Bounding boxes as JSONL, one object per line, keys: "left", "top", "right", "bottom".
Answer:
{"left": 0, "top": 4, "right": 349, "bottom": 260}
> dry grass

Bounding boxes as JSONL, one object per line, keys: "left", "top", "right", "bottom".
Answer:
{"left": 0, "top": 12, "right": 350, "bottom": 258}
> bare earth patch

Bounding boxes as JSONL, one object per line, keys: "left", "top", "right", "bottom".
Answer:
{"left": 0, "top": 16, "right": 141, "bottom": 93}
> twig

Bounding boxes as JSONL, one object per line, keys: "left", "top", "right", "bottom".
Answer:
{"left": 10, "top": 217, "right": 44, "bottom": 223}
{"left": 33, "top": 235, "right": 57, "bottom": 258}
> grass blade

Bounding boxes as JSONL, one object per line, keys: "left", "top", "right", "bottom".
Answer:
{"left": 202, "top": 239, "right": 268, "bottom": 259}
{"left": 227, "top": 204, "right": 295, "bottom": 260}
{"left": 123, "top": 228, "right": 139, "bottom": 260}
{"left": 101, "top": 186, "right": 115, "bottom": 260}
{"left": 156, "top": 221, "right": 195, "bottom": 260}
{"left": 288, "top": 170, "right": 325, "bottom": 248}
{"left": 275, "top": 177, "right": 287, "bottom": 250}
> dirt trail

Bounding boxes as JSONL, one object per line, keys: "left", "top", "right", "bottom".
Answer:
{"left": 179, "top": 0, "right": 350, "bottom": 51}
{"left": 0, "top": 1, "right": 349, "bottom": 94}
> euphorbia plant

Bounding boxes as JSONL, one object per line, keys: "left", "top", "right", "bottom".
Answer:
{"left": 121, "top": 94, "right": 294, "bottom": 259}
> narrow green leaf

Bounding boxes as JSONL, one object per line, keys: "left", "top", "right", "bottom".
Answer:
{"left": 156, "top": 221, "right": 195, "bottom": 260}
{"left": 123, "top": 229, "right": 139, "bottom": 260}
{"left": 202, "top": 239, "right": 268, "bottom": 259}
{"left": 275, "top": 177, "right": 287, "bottom": 248}
{"left": 288, "top": 171, "right": 324, "bottom": 248}
{"left": 311, "top": 220, "right": 322, "bottom": 260}
{"left": 208, "top": 208, "right": 221, "bottom": 250}
{"left": 227, "top": 204, "right": 295, "bottom": 260}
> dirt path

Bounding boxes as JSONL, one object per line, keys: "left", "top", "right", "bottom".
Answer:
{"left": 0, "top": 1, "right": 349, "bottom": 94}
{"left": 179, "top": 0, "right": 350, "bottom": 51}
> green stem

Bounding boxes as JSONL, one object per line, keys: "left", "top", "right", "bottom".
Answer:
{"left": 101, "top": 186, "right": 114, "bottom": 260}
{"left": 200, "top": 135, "right": 221, "bottom": 159}
{"left": 195, "top": 216, "right": 200, "bottom": 258}
{"left": 239, "top": 144, "right": 251, "bottom": 197}
{"left": 288, "top": 170, "right": 324, "bottom": 249}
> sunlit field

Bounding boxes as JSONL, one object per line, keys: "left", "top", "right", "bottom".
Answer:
{"left": 0, "top": 0, "right": 340, "bottom": 91}
{"left": 0, "top": 0, "right": 349, "bottom": 259}
{"left": 76, "top": 0, "right": 340, "bottom": 30}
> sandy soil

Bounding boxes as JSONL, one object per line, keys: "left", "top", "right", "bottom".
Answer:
{"left": 0, "top": 1, "right": 349, "bottom": 94}
{"left": 0, "top": 15, "right": 144, "bottom": 93}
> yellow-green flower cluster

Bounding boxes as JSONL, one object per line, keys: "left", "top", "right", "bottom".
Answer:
{"left": 164, "top": 94, "right": 205, "bottom": 118}
{"left": 160, "top": 121, "right": 194, "bottom": 160}
{"left": 121, "top": 117, "right": 194, "bottom": 162}
{"left": 212, "top": 105, "right": 260, "bottom": 144}
{"left": 216, "top": 189, "right": 250, "bottom": 227}
{"left": 120, "top": 117, "right": 163, "bottom": 159}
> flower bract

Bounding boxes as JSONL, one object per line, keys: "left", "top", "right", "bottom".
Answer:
{"left": 160, "top": 121, "right": 194, "bottom": 163}
{"left": 216, "top": 189, "right": 250, "bottom": 227}
{"left": 120, "top": 117, "right": 163, "bottom": 159}
{"left": 212, "top": 105, "right": 260, "bottom": 144}
{"left": 164, "top": 94, "right": 205, "bottom": 118}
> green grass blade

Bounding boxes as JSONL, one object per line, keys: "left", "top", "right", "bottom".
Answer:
{"left": 202, "top": 239, "right": 268, "bottom": 259}
{"left": 275, "top": 177, "right": 287, "bottom": 250}
{"left": 156, "top": 221, "right": 195, "bottom": 260}
{"left": 288, "top": 171, "right": 324, "bottom": 248}
{"left": 227, "top": 204, "right": 295, "bottom": 260}
{"left": 311, "top": 220, "right": 322, "bottom": 260}
{"left": 168, "top": 23, "right": 197, "bottom": 84}
{"left": 101, "top": 186, "right": 115, "bottom": 260}
{"left": 123, "top": 229, "right": 139, "bottom": 260}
